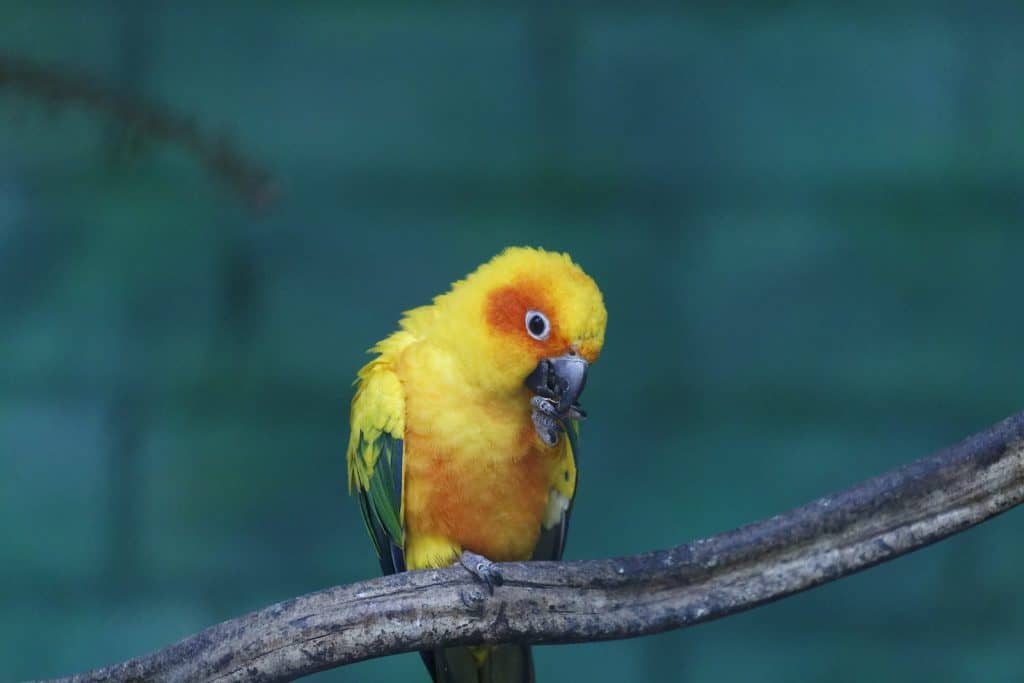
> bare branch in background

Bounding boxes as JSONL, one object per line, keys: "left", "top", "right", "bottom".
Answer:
{"left": 43, "top": 411, "right": 1024, "bottom": 682}
{"left": 0, "top": 53, "right": 275, "bottom": 208}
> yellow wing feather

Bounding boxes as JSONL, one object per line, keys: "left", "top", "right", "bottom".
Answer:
{"left": 347, "top": 333, "right": 412, "bottom": 490}
{"left": 347, "top": 332, "right": 415, "bottom": 561}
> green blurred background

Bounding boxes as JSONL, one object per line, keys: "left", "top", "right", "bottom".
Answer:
{"left": 3, "top": 2, "right": 1023, "bottom": 682}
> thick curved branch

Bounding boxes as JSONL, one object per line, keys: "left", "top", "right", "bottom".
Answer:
{"left": 0, "top": 53, "right": 275, "bottom": 207}
{"left": 48, "top": 411, "right": 1024, "bottom": 683}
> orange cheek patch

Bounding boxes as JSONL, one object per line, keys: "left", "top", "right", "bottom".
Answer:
{"left": 485, "top": 282, "right": 568, "bottom": 352}
{"left": 485, "top": 284, "right": 535, "bottom": 336}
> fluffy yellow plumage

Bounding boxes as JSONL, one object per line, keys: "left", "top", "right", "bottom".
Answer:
{"left": 346, "top": 246, "right": 606, "bottom": 681}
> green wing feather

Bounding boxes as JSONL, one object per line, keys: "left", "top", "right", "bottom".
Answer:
{"left": 347, "top": 359, "right": 406, "bottom": 573}
{"left": 365, "top": 433, "right": 403, "bottom": 543}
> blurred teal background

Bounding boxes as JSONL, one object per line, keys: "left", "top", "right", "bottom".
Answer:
{"left": 3, "top": 3, "right": 1023, "bottom": 682}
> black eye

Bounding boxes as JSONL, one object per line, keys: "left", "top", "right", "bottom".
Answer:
{"left": 525, "top": 310, "right": 550, "bottom": 341}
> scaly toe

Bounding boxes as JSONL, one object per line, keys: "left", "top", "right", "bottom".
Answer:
{"left": 459, "top": 550, "right": 504, "bottom": 594}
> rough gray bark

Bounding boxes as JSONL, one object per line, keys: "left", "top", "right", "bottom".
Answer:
{"left": 44, "top": 411, "right": 1024, "bottom": 683}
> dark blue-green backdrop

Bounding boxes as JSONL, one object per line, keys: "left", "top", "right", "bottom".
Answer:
{"left": 2, "top": 3, "right": 1023, "bottom": 682}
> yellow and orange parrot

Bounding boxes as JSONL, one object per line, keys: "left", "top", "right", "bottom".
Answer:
{"left": 347, "top": 247, "right": 607, "bottom": 682}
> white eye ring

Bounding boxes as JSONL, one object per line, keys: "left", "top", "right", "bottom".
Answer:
{"left": 525, "top": 310, "right": 550, "bottom": 341}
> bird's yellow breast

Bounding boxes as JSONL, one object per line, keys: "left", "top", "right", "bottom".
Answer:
{"left": 396, "top": 340, "right": 558, "bottom": 569}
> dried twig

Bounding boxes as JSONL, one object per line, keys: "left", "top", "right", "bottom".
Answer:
{"left": 43, "top": 411, "right": 1024, "bottom": 682}
{"left": 0, "top": 53, "right": 275, "bottom": 207}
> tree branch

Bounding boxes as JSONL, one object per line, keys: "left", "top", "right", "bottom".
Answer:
{"left": 46, "top": 411, "right": 1024, "bottom": 683}
{"left": 0, "top": 53, "right": 275, "bottom": 208}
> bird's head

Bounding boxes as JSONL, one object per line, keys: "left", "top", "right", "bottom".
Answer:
{"left": 429, "top": 247, "right": 607, "bottom": 404}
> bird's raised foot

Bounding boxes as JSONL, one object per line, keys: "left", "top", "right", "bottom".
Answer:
{"left": 458, "top": 550, "right": 504, "bottom": 594}
{"left": 530, "top": 396, "right": 562, "bottom": 446}
{"left": 530, "top": 395, "right": 586, "bottom": 446}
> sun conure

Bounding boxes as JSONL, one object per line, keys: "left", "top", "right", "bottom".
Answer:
{"left": 347, "top": 246, "right": 607, "bottom": 682}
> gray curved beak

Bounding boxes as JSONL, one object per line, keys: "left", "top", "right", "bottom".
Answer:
{"left": 525, "top": 354, "right": 589, "bottom": 414}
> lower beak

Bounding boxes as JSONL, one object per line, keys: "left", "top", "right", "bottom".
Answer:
{"left": 525, "top": 353, "right": 589, "bottom": 414}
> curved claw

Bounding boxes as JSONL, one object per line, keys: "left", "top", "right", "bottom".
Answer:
{"left": 566, "top": 403, "right": 587, "bottom": 420}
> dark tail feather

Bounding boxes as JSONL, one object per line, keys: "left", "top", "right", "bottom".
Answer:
{"left": 424, "top": 645, "right": 534, "bottom": 683}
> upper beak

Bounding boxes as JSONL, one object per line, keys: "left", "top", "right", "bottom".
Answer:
{"left": 525, "top": 353, "right": 589, "bottom": 414}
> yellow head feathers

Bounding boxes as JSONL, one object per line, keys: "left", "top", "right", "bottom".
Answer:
{"left": 398, "top": 247, "right": 607, "bottom": 394}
